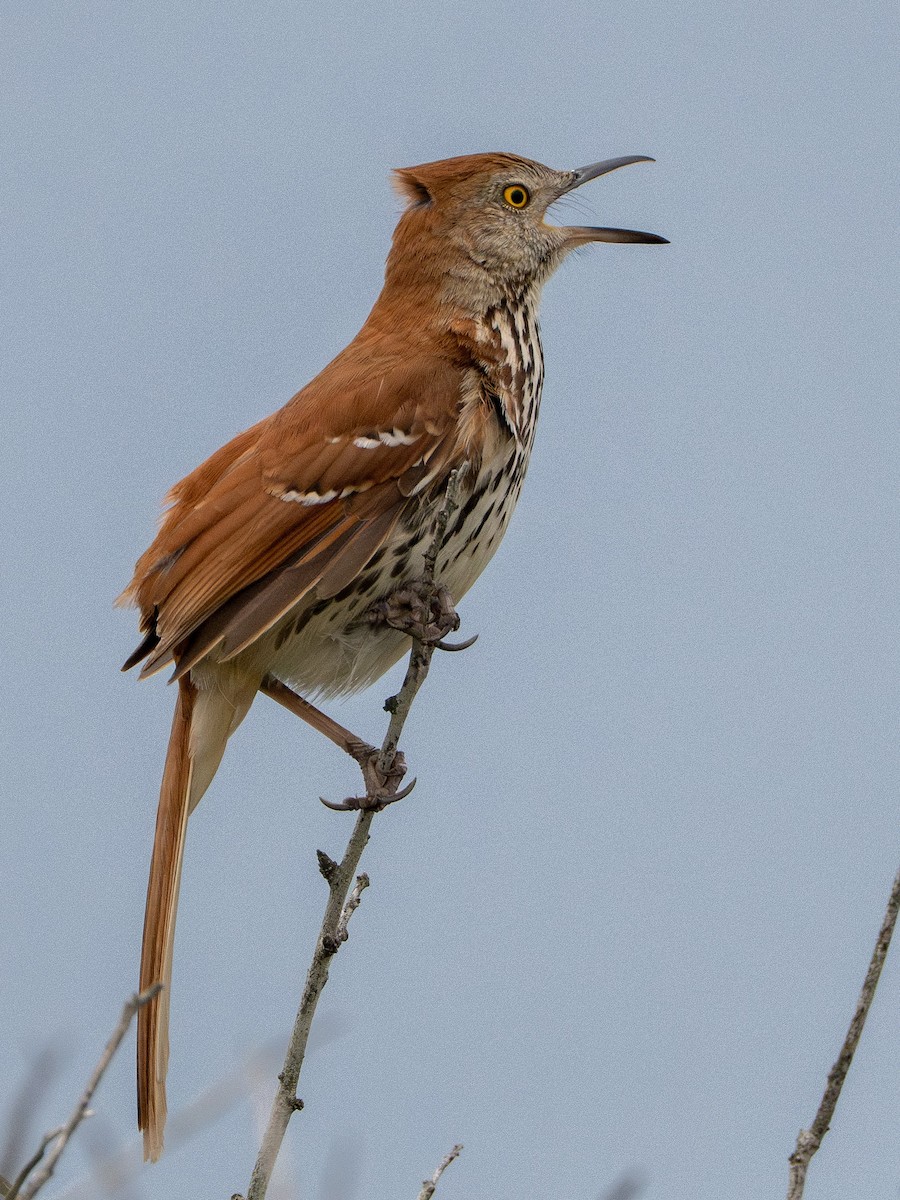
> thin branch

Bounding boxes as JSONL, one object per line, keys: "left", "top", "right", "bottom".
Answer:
{"left": 241, "top": 812, "right": 372, "bottom": 1200}
{"left": 416, "top": 1144, "right": 463, "bottom": 1200}
{"left": 6, "top": 986, "right": 161, "bottom": 1200}
{"left": 241, "top": 472, "right": 465, "bottom": 1200}
{"left": 787, "top": 863, "right": 900, "bottom": 1200}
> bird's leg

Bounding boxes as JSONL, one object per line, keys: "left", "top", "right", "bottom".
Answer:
{"left": 260, "top": 675, "right": 409, "bottom": 811}
{"left": 367, "top": 580, "right": 477, "bottom": 652}
{"left": 261, "top": 675, "right": 372, "bottom": 760}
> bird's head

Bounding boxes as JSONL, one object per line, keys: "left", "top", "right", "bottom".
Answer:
{"left": 386, "top": 151, "right": 667, "bottom": 305}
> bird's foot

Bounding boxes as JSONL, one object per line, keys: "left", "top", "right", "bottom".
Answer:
{"left": 369, "top": 581, "right": 477, "bottom": 651}
{"left": 320, "top": 747, "right": 415, "bottom": 812}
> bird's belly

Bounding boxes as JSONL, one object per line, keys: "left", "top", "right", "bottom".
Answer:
{"left": 251, "top": 447, "right": 529, "bottom": 699}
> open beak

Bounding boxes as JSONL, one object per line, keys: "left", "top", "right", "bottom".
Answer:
{"left": 558, "top": 156, "right": 668, "bottom": 245}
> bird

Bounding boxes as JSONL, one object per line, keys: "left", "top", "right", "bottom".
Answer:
{"left": 119, "top": 150, "right": 666, "bottom": 1160}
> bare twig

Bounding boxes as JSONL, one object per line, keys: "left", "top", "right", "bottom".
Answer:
{"left": 787, "top": 863, "right": 900, "bottom": 1199}
{"left": 6, "top": 986, "right": 160, "bottom": 1200}
{"left": 241, "top": 472, "right": 466, "bottom": 1200}
{"left": 241, "top": 814, "right": 371, "bottom": 1200}
{"left": 416, "top": 1144, "right": 463, "bottom": 1200}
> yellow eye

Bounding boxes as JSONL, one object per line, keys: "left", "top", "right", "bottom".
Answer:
{"left": 502, "top": 184, "right": 530, "bottom": 209}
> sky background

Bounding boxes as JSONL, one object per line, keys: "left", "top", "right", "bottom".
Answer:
{"left": 1, "top": 2, "right": 898, "bottom": 1198}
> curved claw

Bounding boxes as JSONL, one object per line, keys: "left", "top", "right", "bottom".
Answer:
{"left": 319, "top": 776, "right": 418, "bottom": 813}
{"left": 320, "top": 795, "right": 359, "bottom": 812}
{"left": 390, "top": 776, "right": 418, "bottom": 802}
{"left": 433, "top": 632, "right": 479, "bottom": 652}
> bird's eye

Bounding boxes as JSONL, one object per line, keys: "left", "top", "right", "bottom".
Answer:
{"left": 502, "top": 184, "right": 530, "bottom": 209}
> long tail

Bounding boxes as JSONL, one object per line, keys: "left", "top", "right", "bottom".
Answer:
{"left": 137, "top": 666, "right": 257, "bottom": 1161}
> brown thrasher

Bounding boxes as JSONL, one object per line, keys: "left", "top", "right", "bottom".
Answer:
{"left": 119, "top": 151, "right": 666, "bottom": 1160}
